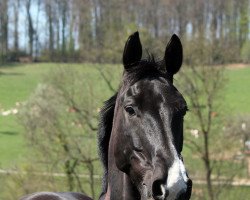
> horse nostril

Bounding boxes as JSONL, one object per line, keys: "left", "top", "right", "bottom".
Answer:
{"left": 152, "top": 180, "right": 167, "bottom": 199}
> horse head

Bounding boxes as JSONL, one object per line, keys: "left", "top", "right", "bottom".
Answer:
{"left": 106, "top": 32, "right": 192, "bottom": 200}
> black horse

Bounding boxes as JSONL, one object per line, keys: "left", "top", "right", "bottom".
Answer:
{"left": 20, "top": 32, "right": 192, "bottom": 200}
{"left": 19, "top": 192, "right": 92, "bottom": 200}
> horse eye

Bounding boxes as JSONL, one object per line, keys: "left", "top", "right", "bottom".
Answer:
{"left": 125, "top": 106, "right": 136, "bottom": 116}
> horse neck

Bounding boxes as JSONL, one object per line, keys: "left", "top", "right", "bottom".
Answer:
{"left": 104, "top": 162, "right": 140, "bottom": 200}
{"left": 105, "top": 168, "right": 137, "bottom": 200}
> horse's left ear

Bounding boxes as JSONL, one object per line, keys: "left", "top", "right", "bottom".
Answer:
{"left": 164, "top": 34, "right": 183, "bottom": 75}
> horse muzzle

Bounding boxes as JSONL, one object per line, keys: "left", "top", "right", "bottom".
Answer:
{"left": 140, "top": 173, "right": 192, "bottom": 200}
{"left": 150, "top": 177, "right": 192, "bottom": 200}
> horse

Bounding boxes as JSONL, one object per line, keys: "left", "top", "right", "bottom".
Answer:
{"left": 20, "top": 31, "right": 192, "bottom": 200}
{"left": 98, "top": 32, "right": 192, "bottom": 200}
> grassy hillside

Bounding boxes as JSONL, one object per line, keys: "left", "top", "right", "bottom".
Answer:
{"left": 1, "top": 63, "right": 250, "bottom": 168}
{"left": 225, "top": 66, "right": 250, "bottom": 114}
{"left": 0, "top": 63, "right": 52, "bottom": 168}
{"left": 0, "top": 63, "right": 250, "bottom": 199}
{"left": 0, "top": 63, "right": 120, "bottom": 168}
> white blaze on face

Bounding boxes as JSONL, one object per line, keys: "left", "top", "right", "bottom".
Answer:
{"left": 166, "top": 158, "right": 188, "bottom": 200}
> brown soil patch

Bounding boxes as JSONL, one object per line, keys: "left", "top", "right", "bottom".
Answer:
{"left": 226, "top": 63, "right": 250, "bottom": 69}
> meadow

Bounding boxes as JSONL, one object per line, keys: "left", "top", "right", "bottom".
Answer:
{"left": 0, "top": 63, "right": 250, "bottom": 199}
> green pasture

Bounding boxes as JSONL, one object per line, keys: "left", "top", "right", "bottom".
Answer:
{"left": 224, "top": 67, "right": 250, "bottom": 114}
{"left": 0, "top": 63, "right": 250, "bottom": 199}
{"left": 0, "top": 63, "right": 121, "bottom": 168}
{"left": 0, "top": 63, "right": 250, "bottom": 167}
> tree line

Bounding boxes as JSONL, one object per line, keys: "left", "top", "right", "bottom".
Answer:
{"left": 0, "top": 0, "right": 250, "bottom": 64}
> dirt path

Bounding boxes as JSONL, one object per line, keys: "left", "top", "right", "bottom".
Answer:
{"left": 225, "top": 63, "right": 250, "bottom": 70}
{"left": 1, "top": 169, "right": 249, "bottom": 186}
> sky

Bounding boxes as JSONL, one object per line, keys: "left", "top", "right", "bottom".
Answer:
{"left": 8, "top": 2, "right": 47, "bottom": 51}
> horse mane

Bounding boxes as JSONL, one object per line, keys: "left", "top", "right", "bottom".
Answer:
{"left": 98, "top": 92, "right": 117, "bottom": 198}
{"left": 97, "top": 55, "right": 168, "bottom": 198}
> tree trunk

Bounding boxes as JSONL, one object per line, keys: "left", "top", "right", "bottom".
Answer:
{"left": 26, "top": 0, "right": 34, "bottom": 57}
{"left": 204, "top": 131, "right": 214, "bottom": 200}
{"left": 0, "top": 0, "right": 8, "bottom": 63}
{"left": 45, "top": 1, "right": 54, "bottom": 60}
{"left": 34, "top": 0, "right": 41, "bottom": 61}
{"left": 14, "top": 0, "right": 20, "bottom": 52}
{"left": 61, "top": 0, "right": 67, "bottom": 62}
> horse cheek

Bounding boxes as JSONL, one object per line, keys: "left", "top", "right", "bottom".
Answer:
{"left": 113, "top": 133, "right": 131, "bottom": 173}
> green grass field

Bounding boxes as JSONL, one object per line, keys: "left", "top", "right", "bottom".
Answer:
{"left": 0, "top": 63, "right": 250, "bottom": 199}
{"left": 0, "top": 63, "right": 51, "bottom": 168}
{"left": 1, "top": 63, "right": 250, "bottom": 167}
{"left": 225, "top": 66, "right": 250, "bottom": 114}
{"left": 0, "top": 63, "right": 121, "bottom": 168}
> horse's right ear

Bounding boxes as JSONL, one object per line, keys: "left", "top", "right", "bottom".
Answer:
{"left": 123, "top": 31, "right": 142, "bottom": 70}
{"left": 164, "top": 34, "right": 183, "bottom": 75}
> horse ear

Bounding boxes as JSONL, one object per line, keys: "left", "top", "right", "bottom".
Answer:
{"left": 164, "top": 34, "right": 183, "bottom": 75}
{"left": 123, "top": 31, "right": 142, "bottom": 69}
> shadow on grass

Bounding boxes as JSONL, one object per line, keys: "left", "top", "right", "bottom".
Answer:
{"left": 0, "top": 131, "right": 18, "bottom": 136}
{"left": 0, "top": 62, "right": 27, "bottom": 76}
{"left": 0, "top": 71, "right": 24, "bottom": 76}
{"left": 0, "top": 62, "right": 27, "bottom": 68}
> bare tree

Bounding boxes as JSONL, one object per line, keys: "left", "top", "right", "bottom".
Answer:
{"left": 179, "top": 64, "right": 244, "bottom": 199}
{"left": 18, "top": 66, "right": 116, "bottom": 198}
{"left": 180, "top": 65, "right": 224, "bottom": 200}
{"left": 1, "top": 0, "right": 250, "bottom": 63}
{"left": 15, "top": 62, "right": 121, "bottom": 198}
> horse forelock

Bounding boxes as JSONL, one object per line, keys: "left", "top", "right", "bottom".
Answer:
{"left": 123, "top": 57, "right": 169, "bottom": 84}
